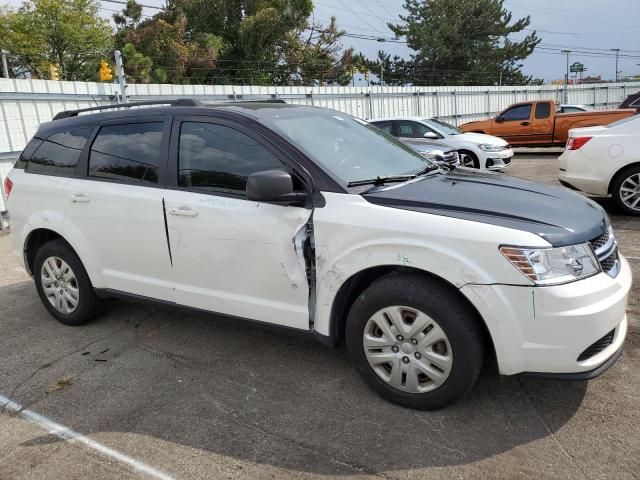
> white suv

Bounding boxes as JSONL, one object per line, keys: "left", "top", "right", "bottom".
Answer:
{"left": 369, "top": 117, "right": 513, "bottom": 170}
{"left": 5, "top": 100, "right": 631, "bottom": 409}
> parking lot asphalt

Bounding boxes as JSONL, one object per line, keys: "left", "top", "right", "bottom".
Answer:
{"left": 1, "top": 152, "right": 639, "bottom": 480}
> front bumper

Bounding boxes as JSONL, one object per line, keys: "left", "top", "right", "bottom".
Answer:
{"left": 461, "top": 254, "right": 631, "bottom": 376}
{"left": 483, "top": 149, "right": 514, "bottom": 170}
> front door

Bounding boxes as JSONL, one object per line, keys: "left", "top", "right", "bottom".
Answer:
{"left": 164, "top": 117, "right": 312, "bottom": 330}
{"left": 490, "top": 103, "right": 533, "bottom": 145}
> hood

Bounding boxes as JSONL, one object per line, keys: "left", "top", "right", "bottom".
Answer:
{"left": 363, "top": 168, "right": 607, "bottom": 247}
{"left": 458, "top": 132, "right": 508, "bottom": 146}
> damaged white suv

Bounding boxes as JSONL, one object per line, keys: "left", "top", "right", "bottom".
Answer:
{"left": 5, "top": 100, "right": 631, "bottom": 409}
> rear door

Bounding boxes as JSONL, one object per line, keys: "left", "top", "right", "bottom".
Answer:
{"left": 63, "top": 118, "right": 174, "bottom": 300}
{"left": 490, "top": 103, "right": 533, "bottom": 144}
{"left": 163, "top": 116, "right": 313, "bottom": 329}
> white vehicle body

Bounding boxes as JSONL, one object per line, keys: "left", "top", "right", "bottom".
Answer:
{"left": 558, "top": 104, "right": 592, "bottom": 114}
{"left": 559, "top": 115, "right": 640, "bottom": 214}
{"left": 369, "top": 116, "right": 514, "bottom": 170}
{"left": 5, "top": 101, "right": 631, "bottom": 408}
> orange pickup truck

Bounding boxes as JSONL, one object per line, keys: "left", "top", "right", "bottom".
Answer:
{"left": 459, "top": 100, "right": 635, "bottom": 147}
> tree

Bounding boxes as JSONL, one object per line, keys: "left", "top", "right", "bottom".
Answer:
{"left": 0, "top": 0, "right": 113, "bottom": 80}
{"left": 388, "top": 0, "right": 540, "bottom": 86}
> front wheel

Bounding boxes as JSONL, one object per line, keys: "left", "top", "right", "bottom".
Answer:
{"left": 459, "top": 150, "right": 480, "bottom": 169}
{"left": 345, "top": 274, "right": 484, "bottom": 410}
{"left": 612, "top": 166, "right": 640, "bottom": 216}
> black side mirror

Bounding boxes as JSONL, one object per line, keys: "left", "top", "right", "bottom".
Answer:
{"left": 246, "top": 169, "right": 307, "bottom": 205}
{"left": 495, "top": 115, "right": 505, "bottom": 123}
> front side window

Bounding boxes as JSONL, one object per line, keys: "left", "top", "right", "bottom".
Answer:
{"left": 501, "top": 104, "right": 532, "bottom": 121}
{"left": 88, "top": 122, "right": 163, "bottom": 184}
{"left": 27, "top": 127, "right": 92, "bottom": 175}
{"left": 395, "top": 121, "right": 433, "bottom": 138}
{"left": 178, "top": 122, "right": 284, "bottom": 193}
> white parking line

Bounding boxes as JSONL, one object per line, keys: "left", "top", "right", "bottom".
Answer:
{"left": 0, "top": 394, "right": 175, "bottom": 480}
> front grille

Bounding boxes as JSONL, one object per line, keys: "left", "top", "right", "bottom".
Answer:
{"left": 577, "top": 329, "right": 615, "bottom": 362}
{"left": 589, "top": 227, "right": 620, "bottom": 277}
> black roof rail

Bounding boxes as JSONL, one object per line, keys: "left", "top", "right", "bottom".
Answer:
{"left": 52, "top": 97, "right": 288, "bottom": 121}
{"left": 52, "top": 98, "right": 204, "bottom": 120}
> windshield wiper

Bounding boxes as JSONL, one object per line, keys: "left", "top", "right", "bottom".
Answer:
{"left": 347, "top": 165, "right": 440, "bottom": 188}
{"left": 347, "top": 175, "right": 416, "bottom": 188}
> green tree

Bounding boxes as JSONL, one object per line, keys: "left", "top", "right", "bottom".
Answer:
{"left": 388, "top": 0, "right": 540, "bottom": 86}
{"left": 0, "top": 0, "right": 113, "bottom": 80}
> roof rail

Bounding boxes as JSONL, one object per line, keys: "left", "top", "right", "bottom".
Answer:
{"left": 52, "top": 98, "right": 204, "bottom": 120}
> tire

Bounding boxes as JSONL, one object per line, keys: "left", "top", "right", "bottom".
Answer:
{"left": 33, "top": 238, "right": 103, "bottom": 326}
{"left": 345, "top": 274, "right": 484, "bottom": 410}
{"left": 459, "top": 150, "right": 480, "bottom": 169}
{"left": 611, "top": 165, "right": 640, "bottom": 216}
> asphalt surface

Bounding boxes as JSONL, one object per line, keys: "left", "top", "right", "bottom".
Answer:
{"left": 1, "top": 152, "right": 639, "bottom": 480}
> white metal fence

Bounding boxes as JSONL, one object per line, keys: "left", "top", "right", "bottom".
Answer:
{"left": 1, "top": 78, "right": 639, "bottom": 213}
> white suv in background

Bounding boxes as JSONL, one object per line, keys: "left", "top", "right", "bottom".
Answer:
{"left": 369, "top": 117, "right": 513, "bottom": 170}
{"left": 5, "top": 100, "right": 631, "bottom": 410}
{"left": 559, "top": 115, "right": 640, "bottom": 216}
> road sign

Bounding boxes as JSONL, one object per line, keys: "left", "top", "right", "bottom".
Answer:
{"left": 570, "top": 62, "right": 585, "bottom": 73}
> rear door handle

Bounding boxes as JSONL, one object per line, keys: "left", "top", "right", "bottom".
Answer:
{"left": 521, "top": 121, "right": 530, "bottom": 126}
{"left": 169, "top": 206, "right": 198, "bottom": 217}
{"left": 68, "top": 193, "right": 90, "bottom": 203}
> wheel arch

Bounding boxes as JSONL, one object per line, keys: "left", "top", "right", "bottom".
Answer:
{"left": 24, "top": 228, "right": 84, "bottom": 278}
{"left": 608, "top": 161, "right": 640, "bottom": 194}
{"left": 327, "top": 265, "right": 497, "bottom": 361}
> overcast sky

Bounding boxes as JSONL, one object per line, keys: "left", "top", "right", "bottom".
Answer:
{"left": 6, "top": 0, "right": 640, "bottom": 82}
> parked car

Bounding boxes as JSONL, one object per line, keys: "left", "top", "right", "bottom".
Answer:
{"left": 370, "top": 117, "right": 512, "bottom": 170}
{"left": 557, "top": 104, "right": 592, "bottom": 113}
{"left": 559, "top": 115, "right": 640, "bottom": 215}
{"left": 5, "top": 100, "right": 631, "bottom": 409}
{"left": 459, "top": 100, "right": 635, "bottom": 147}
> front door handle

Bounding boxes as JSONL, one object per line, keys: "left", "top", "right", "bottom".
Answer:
{"left": 521, "top": 121, "right": 530, "bottom": 126}
{"left": 68, "top": 193, "right": 90, "bottom": 203}
{"left": 169, "top": 206, "right": 198, "bottom": 217}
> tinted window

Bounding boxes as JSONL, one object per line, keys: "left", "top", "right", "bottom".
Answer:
{"left": 14, "top": 137, "right": 43, "bottom": 169}
{"left": 372, "top": 121, "right": 393, "bottom": 135}
{"left": 88, "top": 123, "right": 163, "bottom": 184}
{"left": 501, "top": 104, "right": 532, "bottom": 121}
{"left": 395, "top": 121, "right": 434, "bottom": 138}
{"left": 27, "top": 127, "right": 92, "bottom": 175}
{"left": 178, "top": 122, "right": 283, "bottom": 193}
{"left": 535, "top": 102, "right": 551, "bottom": 119}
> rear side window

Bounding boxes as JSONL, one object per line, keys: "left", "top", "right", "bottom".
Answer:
{"left": 372, "top": 121, "right": 393, "bottom": 135}
{"left": 26, "top": 127, "right": 92, "bottom": 175}
{"left": 178, "top": 122, "right": 283, "bottom": 193}
{"left": 535, "top": 102, "right": 551, "bottom": 119}
{"left": 88, "top": 122, "right": 163, "bottom": 184}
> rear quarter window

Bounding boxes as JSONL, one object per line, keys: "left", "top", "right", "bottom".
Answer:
{"left": 13, "top": 137, "right": 43, "bottom": 169}
{"left": 26, "top": 127, "right": 93, "bottom": 175}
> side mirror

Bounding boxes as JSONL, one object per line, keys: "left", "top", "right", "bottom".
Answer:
{"left": 246, "top": 169, "right": 307, "bottom": 205}
{"left": 423, "top": 131, "right": 439, "bottom": 139}
{"left": 495, "top": 116, "right": 505, "bottom": 123}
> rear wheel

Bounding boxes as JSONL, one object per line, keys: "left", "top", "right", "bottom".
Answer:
{"left": 459, "top": 150, "right": 480, "bottom": 169}
{"left": 345, "top": 274, "right": 484, "bottom": 410}
{"left": 34, "top": 239, "right": 102, "bottom": 326}
{"left": 612, "top": 166, "right": 640, "bottom": 216}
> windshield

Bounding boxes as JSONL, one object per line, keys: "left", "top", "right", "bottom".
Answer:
{"left": 607, "top": 115, "right": 639, "bottom": 128}
{"left": 424, "top": 118, "right": 462, "bottom": 135}
{"left": 263, "top": 110, "right": 435, "bottom": 185}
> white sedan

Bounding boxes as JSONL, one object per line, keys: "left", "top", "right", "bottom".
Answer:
{"left": 369, "top": 116, "right": 513, "bottom": 170}
{"left": 559, "top": 115, "right": 640, "bottom": 215}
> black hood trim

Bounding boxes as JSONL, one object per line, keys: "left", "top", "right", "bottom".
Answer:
{"left": 363, "top": 171, "right": 608, "bottom": 247}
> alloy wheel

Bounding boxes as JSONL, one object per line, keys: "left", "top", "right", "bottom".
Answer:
{"left": 460, "top": 153, "right": 475, "bottom": 168}
{"left": 620, "top": 173, "right": 640, "bottom": 212}
{"left": 41, "top": 256, "right": 79, "bottom": 314}
{"left": 363, "top": 306, "right": 453, "bottom": 393}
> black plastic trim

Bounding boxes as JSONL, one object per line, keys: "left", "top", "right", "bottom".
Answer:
{"left": 520, "top": 345, "right": 623, "bottom": 380}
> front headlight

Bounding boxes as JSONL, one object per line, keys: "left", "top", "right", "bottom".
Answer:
{"left": 478, "top": 144, "right": 507, "bottom": 152}
{"left": 500, "top": 244, "right": 600, "bottom": 285}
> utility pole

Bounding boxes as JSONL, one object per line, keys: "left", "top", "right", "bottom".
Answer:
{"left": 114, "top": 50, "right": 128, "bottom": 103}
{"left": 611, "top": 48, "right": 620, "bottom": 82}
{"left": 562, "top": 50, "right": 571, "bottom": 103}
{"left": 1, "top": 51, "right": 9, "bottom": 79}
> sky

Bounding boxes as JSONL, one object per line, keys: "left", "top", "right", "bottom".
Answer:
{"left": 5, "top": 0, "right": 640, "bottom": 83}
